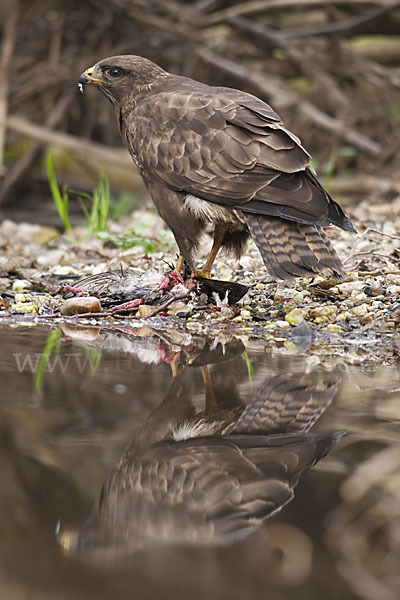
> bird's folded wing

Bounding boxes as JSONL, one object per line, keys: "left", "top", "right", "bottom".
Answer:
{"left": 134, "top": 87, "right": 346, "bottom": 227}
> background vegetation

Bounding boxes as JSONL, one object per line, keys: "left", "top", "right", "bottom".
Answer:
{"left": 0, "top": 0, "right": 399, "bottom": 225}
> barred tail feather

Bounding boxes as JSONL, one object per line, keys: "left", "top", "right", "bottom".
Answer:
{"left": 243, "top": 214, "right": 345, "bottom": 280}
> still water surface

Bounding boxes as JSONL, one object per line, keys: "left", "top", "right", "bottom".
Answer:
{"left": 1, "top": 324, "right": 400, "bottom": 600}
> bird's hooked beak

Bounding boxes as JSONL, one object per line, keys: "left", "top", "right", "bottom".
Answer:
{"left": 78, "top": 66, "right": 103, "bottom": 93}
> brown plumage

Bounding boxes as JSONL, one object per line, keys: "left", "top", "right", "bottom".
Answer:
{"left": 58, "top": 370, "right": 344, "bottom": 560}
{"left": 79, "top": 56, "right": 355, "bottom": 280}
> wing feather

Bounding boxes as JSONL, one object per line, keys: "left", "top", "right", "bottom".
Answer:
{"left": 133, "top": 81, "right": 352, "bottom": 230}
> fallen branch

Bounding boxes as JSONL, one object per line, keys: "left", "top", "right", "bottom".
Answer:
{"left": 1, "top": 114, "right": 143, "bottom": 189}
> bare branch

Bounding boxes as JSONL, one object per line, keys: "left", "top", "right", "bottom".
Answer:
{"left": 283, "top": 2, "right": 400, "bottom": 38}
{"left": 196, "top": 46, "right": 382, "bottom": 156}
{"left": 204, "top": 0, "right": 394, "bottom": 26}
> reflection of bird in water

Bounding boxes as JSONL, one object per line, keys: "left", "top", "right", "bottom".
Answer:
{"left": 58, "top": 368, "right": 343, "bottom": 561}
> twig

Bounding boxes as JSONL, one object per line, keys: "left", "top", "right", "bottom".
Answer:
{"left": 345, "top": 226, "right": 400, "bottom": 264}
{"left": 0, "top": 1, "right": 19, "bottom": 175}
{"left": 362, "top": 228, "right": 400, "bottom": 242}
{"left": 283, "top": 2, "right": 400, "bottom": 38}
{"left": 0, "top": 114, "right": 143, "bottom": 188}
{"left": 195, "top": 46, "right": 382, "bottom": 156}
{"left": 143, "top": 291, "right": 193, "bottom": 319}
{"left": 203, "top": 0, "right": 394, "bottom": 26}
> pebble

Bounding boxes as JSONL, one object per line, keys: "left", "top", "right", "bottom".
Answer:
{"left": 336, "top": 281, "right": 365, "bottom": 293}
{"left": 274, "top": 288, "right": 304, "bottom": 303}
{"left": 13, "top": 302, "right": 38, "bottom": 314}
{"left": 387, "top": 285, "right": 400, "bottom": 294}
{"left": 137, "top": 304, "right": 155, "bottom": 317}
{"left": 60, "top": 297, "right": 102, "bottom": 315}
{"left": 351, "top": 303, "right": 370, "bottom": 317}
{"left": 314, "top": 316, "right": 329, "bottom": 324}
{"left": 36, "top": 249, "right": 66, "bottom": 266}
{"left": 309, "top": 306, "right": 336, "bottom": 319}
{"left": 12, "top": 279, "right": 31, "bottom": 291}
{"left": 14, "top": 293, "right": 29, "bottom": 303}
{"left": 168, "top": 301, "right": 190, "bottom": 316}
{"left": 326, "top": 324, "right": 343, "bottom": 332}
{"left": 336, "top": 311, "right": 351, "bottom": 321}
{"left": 285, "top": 308, "right": 305, "bottom": 325}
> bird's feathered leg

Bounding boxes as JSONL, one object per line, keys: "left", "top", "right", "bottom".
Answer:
{"left": 195, "top": 224, "right": 226, "bottom": 279}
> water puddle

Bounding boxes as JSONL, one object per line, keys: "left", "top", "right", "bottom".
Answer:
{"left": 1, "top": 324, "right": 400, "bottom": 599}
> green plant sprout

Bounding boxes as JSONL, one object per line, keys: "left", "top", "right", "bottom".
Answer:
{"left": 46, "top": 153, "right": 172, "bottom": 254}
{"left": 97, "top": 228, "right": 175, "bottom": 253}
{"left": 323, "top": 146, "right": 357, "bottom": 193}
{"left": 74, "top": 173, "right": 110, "bottom": 234}
{"left": 46, "top": 154, "right": 76, "bottom": 243}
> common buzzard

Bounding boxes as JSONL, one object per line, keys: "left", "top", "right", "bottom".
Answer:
{"left": 79, "top": 56, "right": 355, "bottom": 280}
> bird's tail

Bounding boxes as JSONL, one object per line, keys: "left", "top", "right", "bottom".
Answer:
{"left": 243, "top": 213, "right": 345, "bottom": 280}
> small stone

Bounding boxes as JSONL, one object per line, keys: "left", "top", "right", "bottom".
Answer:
{"left": 283, "top": 340, "right": 297, "bottom": 351}
{"left": 387, "top": 285, "right": 400, "bottom": 294}
{"left": 137, "top": 304, "right": 155, "bottom": 317}
{"left": 309, "top": 306, "right": 336, "bottom": 319}
{"left": 326, "top": 324, "right": 343, "bottom": 332}
{"left": 12, "top": 279, "right": 31, "bottom": 291}
{"left": 285, "top": 308, "right": 305, "bottom": 325}
{"left": 275, "top": 320, "right": 290, "bottom": 329}
{"left": 168, "top": 301, "right": 190, "bottom": 316}
{"left": 13, "top": 302, "right": 38, "bottom": 314}
{"left": 14, "top": 293, "right": 28, "bottom": 303}
{"left": 239, "top": 256, "right": 253, "bottom": 269}
{"left": 336, "top": 281, "right": 364, "bottom": 294}
{"left": 274, "top": 288, "right": 298, "bottom": 302}
{"left": 351, "top": 303, "right": 369, "bottom": 317}
{"left": 60, "top": 297, "right": 102, "bottom": 315}
{"left": 336, "top": 311, "right": 351, "bottom": 321}
{"left": 240, "top": 309, "right": 252, "bottom": 319}
{"left": 387, "top": 275, "right": 400, "bottom": 285}
{"left": 36, "top": 249, "right": 66, "bottom": 267}
{"left": 54, "top": 266, "right": 79, "bottom": 276}
{"left": 219, "top": 307, "right": 235, "bottom": 319}
{"left": 314, "top": 316, "right": 329, "bottom": 324}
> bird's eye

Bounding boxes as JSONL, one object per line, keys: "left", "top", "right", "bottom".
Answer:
{"left": 107, "top": 67, "right": 123, "bottom": 78}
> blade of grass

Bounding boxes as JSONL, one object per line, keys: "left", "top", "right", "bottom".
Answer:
{"left": 46, "top": 154, "right": 74, "bottom": 234}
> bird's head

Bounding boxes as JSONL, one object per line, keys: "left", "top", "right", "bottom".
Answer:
{"left": 78, "top": 55, "right": 167, "bottom": 106}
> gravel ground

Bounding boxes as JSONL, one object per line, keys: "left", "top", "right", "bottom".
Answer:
{"left": 1, "top": 198, "right": 400, "bottom": 364}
